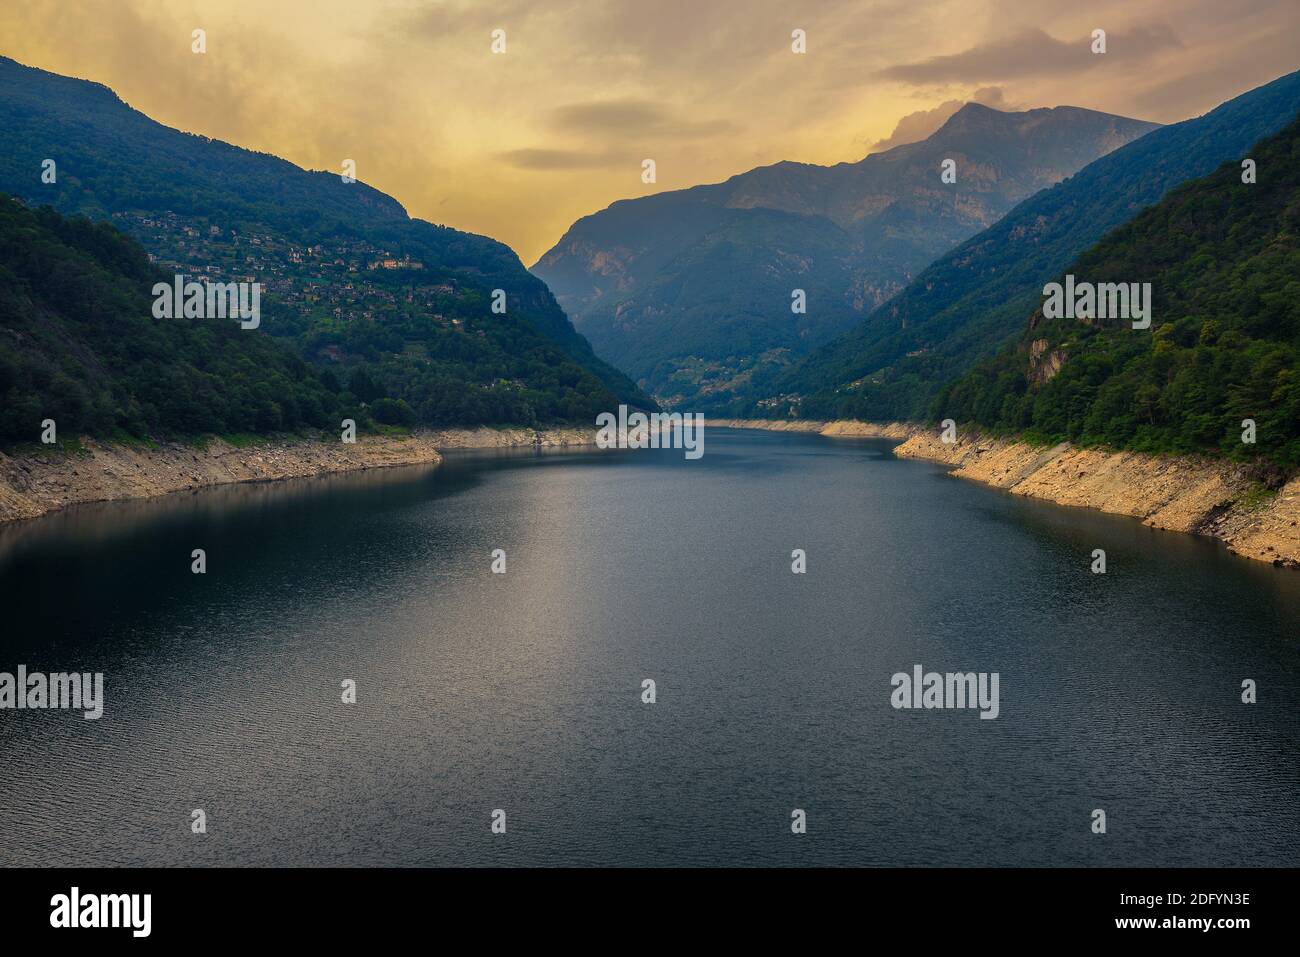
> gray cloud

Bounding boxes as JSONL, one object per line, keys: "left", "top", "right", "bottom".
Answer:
{"left": 552, "top": 100, "right": 666, "bottom": 133}
{"left": 550, "top": 99, "right": 738, "bottom": 139}
{"left": 496, "top": 147, "right": 623, "bottom": 171}
{"left": 880, "top": 26, "right": 1181, "bottom": 83}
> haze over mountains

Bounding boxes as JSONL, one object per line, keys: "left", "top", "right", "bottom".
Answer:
{"left": 533, "top": 102, "right": 1159, "bottom": 406}
{"left": 0, "top": 55, "right": 651, "bottom": 437}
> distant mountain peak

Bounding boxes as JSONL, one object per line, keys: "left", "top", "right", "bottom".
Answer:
{"left": 925, "top": 102, "right": 1152, "bottom": 143}
{"left": 947, "top": 100, "right": 1003, "bottom": 120}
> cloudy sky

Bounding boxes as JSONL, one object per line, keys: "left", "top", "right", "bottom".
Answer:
{"left": 3, "top": 0, "right": 1297, "bottom": 262}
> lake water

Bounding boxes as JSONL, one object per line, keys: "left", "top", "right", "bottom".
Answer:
{"left": 1, "top": 428, "right": 1296, "bottom": 866}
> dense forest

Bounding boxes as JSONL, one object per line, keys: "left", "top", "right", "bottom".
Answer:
{"left": 935, "top": 114, "right": 1300, "bottom": 468}
{"left": 0, "top": 196, "right": 355, "bottom": 444}
{"left": 743, "top": 68, "right": 1300, "bottom": 424}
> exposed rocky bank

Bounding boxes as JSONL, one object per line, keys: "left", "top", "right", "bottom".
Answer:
{"left": 713, "top": 419, "right": 1300, "bottom": 568}
{"left": 0, "top": 427, "right": 596, "bottom": 524}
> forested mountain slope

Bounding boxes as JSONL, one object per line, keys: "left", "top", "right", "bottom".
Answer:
{"left": 761, "top": 69, "right": 1300, "bottom": 423}
{"left": 0, "top": 55, "right": 649, "bottom": 426}
{"left": 0, "top": 196, "right": 350, "bottom": 444}
{"left": 938, "top": 114, "right": 1300, "bottom": 469}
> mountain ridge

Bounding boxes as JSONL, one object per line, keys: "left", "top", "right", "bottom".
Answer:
{"left": 935, "top": 111, "right": 1300, "bottom": 468}
{"left": 533, "top": 101, "right": 1159, "bottom": 406}
{"left": 761, "top": 68, "right": 1300, "bottom": 423}
{"left": 0, "top": 54, "right": 652, "bottom": 425}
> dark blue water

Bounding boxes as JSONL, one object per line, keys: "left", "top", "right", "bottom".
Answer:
{"left": 1, "top": 429, "right": 1296, "bottom": 866}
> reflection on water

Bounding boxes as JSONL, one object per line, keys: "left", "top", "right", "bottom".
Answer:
{"left": 0, "top": 430, "right": 1296, "bottom": 866}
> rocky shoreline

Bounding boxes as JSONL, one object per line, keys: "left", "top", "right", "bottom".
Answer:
{"left": 0, "top": 427, "right": 596, "bottom": 525}
{"left": 6, "top": 419, "right": 1297, "bottom": 568}
{"left": 712, "top": 419, "right": 1300, "bottom": 568}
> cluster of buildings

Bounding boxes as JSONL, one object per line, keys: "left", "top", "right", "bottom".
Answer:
{"left": 112, "top": 211, "right": 466, "bottom": 333}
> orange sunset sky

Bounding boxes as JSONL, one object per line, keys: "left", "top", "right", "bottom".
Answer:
{"left": 2, "top": 0, "right": 1298, "bottom": 262}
